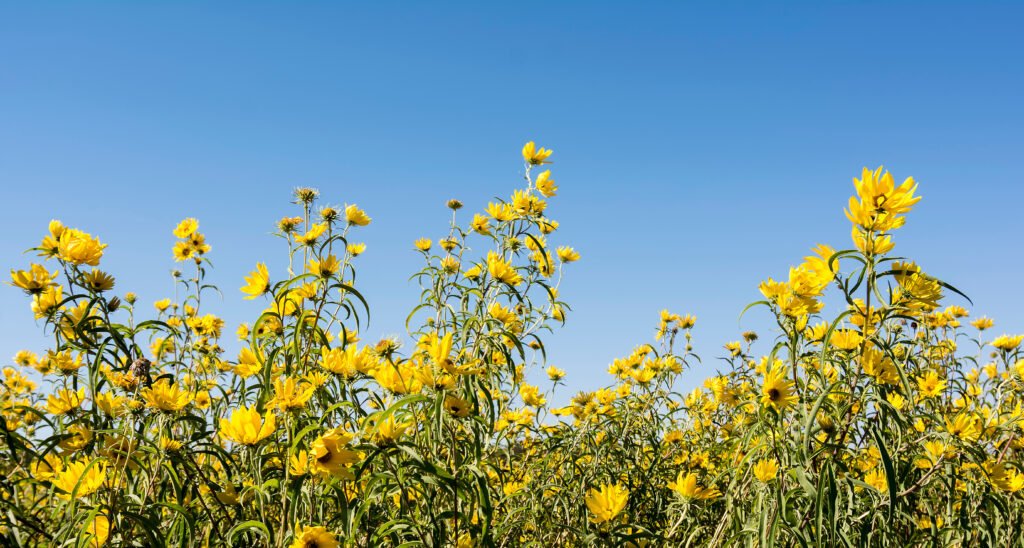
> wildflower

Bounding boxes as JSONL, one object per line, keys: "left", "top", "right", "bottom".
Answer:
{"left": 986, "top": 461, "right": 1024, "bottom": 492}
{"left": 57, "top": 228, "right": 107, "bottom": 266}
{"left": 140, "top": 379, "right": 191, "bottom": 412}
{"left": 368, "top": 414, "right": 413, "bottom": 445}
{"left": 308, "top": 255, "right": 340, "bottom": 278}
{"left": 753, "top": 459, "right": 779, "bottom": 483}
{"left": 9, "top": 264, "right": 57, "bottom": 295}
{"left": 345, "top": 205, "right": 372, "bottom": 226}
{"left": 916, "top": 370, "right": 947, "bottom": 398}
{"left": 761, "top": 366, "right": 798, "bottom": 411}
{"left": 886, "top": 392, "right": 906, "bottom": 410}
{"left": 59, "top": 424, "right": 93, "bottom": 452}
{"left": 85, "top": 514, "right": 111, "bottom": 547}
{"left": 830, "top": 329, "right": 863, "bottom": 351}
{"left": 95, "top": 392, "right": 129, "bottom": 417}
{"left": 991, "top": 334, "right": 1024, "bottom": 351}
{"left": 321, "top": 345, "right": 377, "bottom": 378}
{"left": 584, "top": 483, "right": 628, "bottom": 523}
{"left": 310, "top": 429, "right": 361, "bottom": 477}
{"left": 440, "top": 255, "right": 460, "bottom": 274}
{"left": 861, "top": 346, "right": 899, "bottom": 385}
{"left": 31, "top": 285, "right": 63, "bottom": 319}
{"left": 470, "top": 214, "right": 491, "bottom": 235}
{"left": 522, "top": 141, "right": 553, "bottom": 165}
{"left": 219, "top": 406, "right": 276, "bottom": 445}
{"left": 546, "top": 366, "right": 566, "bottom": 381}
{"left": 173, "top": 218, "right": 199, "bottom": 238}
{"left": 14, "top": 350, "right": 38, "bottom": 368}
{"left": 487, "top": 251, "right": 522, "bottom": 286}
{"left": 347, "top": 243, "right": 366, "bottom": 256}
{"left": 464, "top": 264, "right": 483, "bottom": 281}
{"left": 267, "top": 377, "right": 315, "bottom": 412}
{"left": 945, "top": 413, "right": 981, "bottom": 442}
{"left": 290, "top": 450, "right": 312, "bottom": 476}
{"left": 971, "top": 317, "right": 994, "bottom": 331}
{"left": 52, "top": 459, "right": 107, "bottom": 499}
{"left": 240, "top": 263, "right": 271, "bottom": 299}
{"left": 669, "top": 471, "right": 720, "bottom": 500}
{"left": 47, "top": 388, "right": 85, "bottom": 415}
{"left": 414, "top": 238, "right": 432, "bottom": 252}
{"left": 520, "top": 384, "right": 547, "bottom": 407}
{"left": 444, "top": 395, "right": 471, "bottom": 417}
{"left": 81, "top": 269, "right": 115, "bottom": 292}
{"left": 318, "top": 205, "right": 340, "bottom": 224}
{"left": 845, "top": 166, "right": 920, "bottom": 231}
{"left": 915, "top": 440, "right": 949, "bottom": 468}
{"left": 295, "top": 223, "right": 327, "bottom": 246}
{"left": 160, "top": 437, "right": 183, "bottom": 453}
{"left": 293, "top": 187, "right": 319, "bottom": 204}
{"left": 556, "top": 246, "right": 580, "bottom": 263}
{"left": 892, "top": 262, "right": 942, "bottom": 311}
{"left": 864, "top": 469, "right": 887, "bottom": 492}
{"left": 278, "top": 216, "right": 304, "bottom": 233}
{"left": 535, "top": 170, "right": 558, "bottom": 197}
{"left": 290, "top": 525, "right": 339, "bottom": 548}
{"left": 724, "top": 341, "right": 742, "bottom": 357}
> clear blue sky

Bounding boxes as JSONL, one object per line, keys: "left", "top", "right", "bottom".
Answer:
{"left": 2, "top": 2, "right": 1022, "bottom": 399}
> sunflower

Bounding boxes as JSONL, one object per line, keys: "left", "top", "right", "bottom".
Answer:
{"left": 310, "top": 429, "right": 361, "bottom": 478}
{"left": 290, "top": 525, "right": 339, "bottom": 548}
{"left": 761, "top": 366, "right": 798, "bottom": 411}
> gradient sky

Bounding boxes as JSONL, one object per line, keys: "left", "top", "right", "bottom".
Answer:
{"left": 2, "top": 2, "right": 1022, "bottom": 400}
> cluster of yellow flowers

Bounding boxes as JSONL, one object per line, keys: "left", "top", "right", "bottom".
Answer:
{"left": 2, "top": 145, "right": 1023, "bottom": 546}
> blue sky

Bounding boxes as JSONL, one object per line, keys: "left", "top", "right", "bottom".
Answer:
{"left": 2, "top": 2, "right": 1022, "bottom": 399}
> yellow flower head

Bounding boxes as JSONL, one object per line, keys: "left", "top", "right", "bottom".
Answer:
{"left": 669, "top": 470, "right": 720, "bottom": 501}
{"left": 753, "top": 459, "right": 779, "bottom": 483}
{"left": 295, "top": 223, "right": 328, "bottom": 246}
{"left": 219, "top": 405, "right": 276, "bottom": 445}
{"left": 845, "top": 166, "right": 920, "bottom": 231}
{"left": 444, "top": 395, "right": 472, "bottom": 418}
{"left": 829, "top": 328, "right": 863, "bottom": 351}
{"left": 240, "top": 263, "right": 271, "bottom": 300}
{"left": 47, "top": 387, "right": 86, "bottom": 415}
{"left": 141, "top": 378, "right": 191, "bottom": 412}
{"left": 546, "top": 365, "right": 566, "bottom": 381}
{"left": 584, "top": 483, "right": 628, "bottom": 523}
{"left": 310, "top": 429, "right": 361, "bottom": 477}
{"left": 487, "top": 251, "right": 522, "bottom": 286}
{"left": 9, "top": 263, "right": 58, "bottom": 295}
{"left": 57, "top": 228, "right": 107, "bottom": 266}
{"left": 535, "top": 169, "right": 558, "bottom": 197}
{"left": 173, "top": 218, "right": 199, "bottom": 238}
{"left": 556, "top": 246, "right": 580, "bottom": 263}
{"left": 971, "top": 316, "right": 994, "bottom": 331}
{"left": 761, "top": 365, "right": 798, "bottom": 411}
{"left": 290, "top": 525, "right": 339, "bottom": 548}
{"left": 522, "top": 141, "right": 553, "bottom": 165}
{"left": 52, "top": 458, "right": 107, "bottom": 499}
{"left": 916, "top": 370, "right": 947, "bottom": 398}
{"left": 992, "top": 334, "right": 1024, "bottom": 352}
{"left": 470, "top": 214, "right": 491, "bottom": 235}
{"left": 85, "top": 513, "right": 111, "bottom": 547}
{"left": 267, "top": 377, "right": 315, "bottom": 412}
{"left": 308, "top": 255, "right": 340, "bottom": 279}
{"left": 345, "top": 204, "right": 372, "bottom": 226}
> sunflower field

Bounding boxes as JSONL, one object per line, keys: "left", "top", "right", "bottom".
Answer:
{"left": 2, "top": 142, "right": 1023, "bottom": 547}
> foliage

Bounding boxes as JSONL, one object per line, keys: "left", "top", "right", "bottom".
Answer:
{"left": 2, "top": 144, "right": 1022, "bottom": 547}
